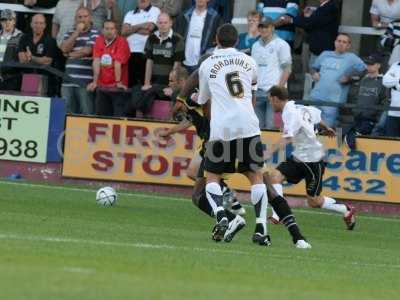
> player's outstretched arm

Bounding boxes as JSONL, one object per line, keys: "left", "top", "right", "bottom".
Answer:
{"left": 159, "top": 120, "right": 192, "bottom": 137}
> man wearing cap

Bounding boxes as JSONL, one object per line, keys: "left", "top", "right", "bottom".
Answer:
{"left": 344, "top": 53, "right": 387, "bottom": 149}
{"left": 0, "top": 9, "right": 23, "bottom": 91}
{"left": 251, "top": 16, "right": 292, "bottom": 129}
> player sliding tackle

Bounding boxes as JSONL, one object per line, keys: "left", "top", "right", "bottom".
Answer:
{"left": 266, "top": 86, "right": 356, "bottom": 230}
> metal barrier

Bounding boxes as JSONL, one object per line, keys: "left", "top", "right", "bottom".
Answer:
{"left": 0, "top": 61, "right": 84, "bottom": 87}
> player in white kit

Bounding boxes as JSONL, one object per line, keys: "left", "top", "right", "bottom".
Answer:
{"left": 198, "top": 24, "right": 270, "bottom": 245}
{"left": 267, "top": 86, "right": 356, "bottom": 230}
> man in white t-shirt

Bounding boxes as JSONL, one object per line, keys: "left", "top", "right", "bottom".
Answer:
{"left": 198, "top": 24, "right": 270, "bottom": 246}
{"left": 251, "top": 17, "right": 292, "bottom": 129}
{"left": 174, "top": 0, "right": 221, "bottom": 74}
{"left": 266, "top": 86, "right": 357, "bottom": 231}
{"left": 382, "top": 61, "right": 400, "bottom": 137}
{"left": 122, "top": 0, "right": 160, "bottom": 86}
{"left": 370, "top": 0, "right": 400, "bottom": 28}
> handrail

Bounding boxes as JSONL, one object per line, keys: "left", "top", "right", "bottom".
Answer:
{"left": 231, "top": 17, "right": 385, "bottom": 36}
{"left": 0, "top": 61, "right": 84, "bottom": 87}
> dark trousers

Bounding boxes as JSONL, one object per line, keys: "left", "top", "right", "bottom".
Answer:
{"left": 126, "top": 84, "right": 169, "bottom": 117}
{"left": 385, "top": 116, "right": 400, "bottom": 138}
{"left": 95, "top": 88, "right": 128, "bottom": 117}
{"left": 128, "top": 52, "right": 146, "bottom": 87}
{"left": 0, "top": 73, "right": 21, "bottom": 91}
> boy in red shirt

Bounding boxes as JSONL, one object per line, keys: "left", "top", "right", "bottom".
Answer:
{"left": 87, "top": 20, "right": 130, "bottom": 116}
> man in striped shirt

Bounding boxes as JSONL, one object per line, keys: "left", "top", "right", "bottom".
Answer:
{"left": 258, "top": 0, "right": 299, "bottom": 47}
{"left": 60, "top": 7, "right": 99, "bottom": 115}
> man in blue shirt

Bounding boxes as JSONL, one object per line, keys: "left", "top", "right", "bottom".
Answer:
{"left": 258, "top": 0, "right": 299, "bottom": 47}
{"left": 310, "top": 33, "right": 366, "bottom": 127}
{"left": 237, "top": 10, "right": 261, "bottom": 54}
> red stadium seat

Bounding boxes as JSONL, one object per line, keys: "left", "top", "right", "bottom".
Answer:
{"left": 20, "top": 74, "right": 47, "bottom": 96}
{"left": 274, "top": 112, "right": 283, "bottom": 129}
{"left": 148, "top": 100, "right": 172, "bottom": 120}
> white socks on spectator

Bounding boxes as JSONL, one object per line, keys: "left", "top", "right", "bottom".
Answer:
{"left": 321, "top": 196, "right": 348, "bottom": 215}
{"left": 251, "top": 184, "right": 268, "bottom": 235}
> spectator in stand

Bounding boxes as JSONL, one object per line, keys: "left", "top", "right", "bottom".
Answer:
{"left": 174, "top": 0, "right": 222, "bottom": 74}
{"left": 309, "top": 33, "right": 366, "bottom": 127}
{"left": 151, "top": 0, "right": 183, "bottom": 18}
{"left": 182, "top": 0, "right": 192, "bottom": 10}
{"left": 60, "top": 7, "right": 99, "bottom": 114}
{"left": 383, "top": 59, "right": 400, "bottom": 137}
{"left": 0, "top": 1, "right": 58, "bottom": 33}
{"left": 52, "top": 0, "right": 82, "bottom": 47}
{"left": 128, "top": 12, "right": 184, "bottom": 117}
{"left": 344, "top": 54, "right": 387, "bottom": 149}
{"left": 122, "top": 0, "right": 160, "bottom": 87}
{"left": 380, "top": 19, "right": 400, "bottom": 51}
{"left": 257, "top": 0, "right": 299, "bottom": 47}
{"left": 280, "top": 0, "right": 339, "bottom": 70}
{"left": 87, "top": 19, "right": 130, "bottom": 117}
{"left": 189, "top": 0, "right": 233, "bottom": 23}
{"left": 18, "top": 14, "right": 58, "bottom": 96}
{"left": 0, "top": 9, "right": 23, "bottom": 91}
{"left": 251, "top": 17, "right": 292, "bottom": 129}
{"left": 83, "top": 0, "right": 122, "bottom": 31}
{"left": 23, "top": 0, "right": 59, "bottom": 8}
{"left": 237, "top": 10, "right": 261, "bottom": 55}
{"left": 117, "top": 0, "right": 137, "bottom": 18}
{"left": 18, "top": 14, "right": 56, "bottom": 67}
{"left": 370, "top": 0, "right": 400, "bottom": 29}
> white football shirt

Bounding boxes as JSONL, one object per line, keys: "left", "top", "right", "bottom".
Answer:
{"left": 282, "top": 101, "right": 325, "bottom": 162}
{"left": 251, "top": 36, "right": 292, "bottom": 92}
{"left": 198, "top": 47, "right": 260, "bottom": 141}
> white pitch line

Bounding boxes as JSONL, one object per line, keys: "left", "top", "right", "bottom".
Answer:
{"left": 63, "top": 267, "right": 96, "bottom": 274}
{"left": 0, "top": 233, "right": 399, "bottom": 270}
{"left": 0, "top": 180, "right": 399, "bottom": 223}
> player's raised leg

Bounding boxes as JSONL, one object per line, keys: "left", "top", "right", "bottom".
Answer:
{"left": 308, "top": 195, "right": 356, "bottom": 230}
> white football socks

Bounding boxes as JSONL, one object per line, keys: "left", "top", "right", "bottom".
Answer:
{"left": 271, "top": 183, "right": 284, "bottom": 221}
{"left": 251, "top": 184, "right": 268, "bottom": 235}
{"left": 321, "top": 196, "right": 348, "bottom": 215}
{"left": 205, "top": 182, "right": 224, "bottom": 216}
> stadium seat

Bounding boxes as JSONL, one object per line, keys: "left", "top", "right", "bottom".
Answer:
{"left": 20, "top": 74, "right": 48, "bottom": 96}
{"left": 148, "top": 100, "right": 172, "bottom": 120}
{"left": 274, "top": 112, "right": 283, "bottom": 128}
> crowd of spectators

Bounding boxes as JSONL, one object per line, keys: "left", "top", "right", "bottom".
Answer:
{"left": 0, "top": 0, "right": 400, "bottom": 141}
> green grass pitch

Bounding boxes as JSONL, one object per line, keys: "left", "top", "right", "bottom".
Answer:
{"left": 0, "top": 180, "right": 399, "bottom": 300}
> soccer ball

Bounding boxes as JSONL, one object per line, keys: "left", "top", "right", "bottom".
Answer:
{"left": 96, "top": 187, "right": 117, "bottom": 206}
